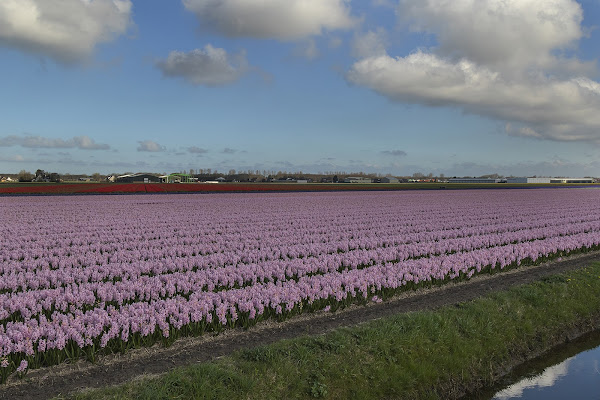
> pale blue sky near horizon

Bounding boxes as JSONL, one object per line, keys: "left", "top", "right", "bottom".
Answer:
{"left": 1, "top": 0, "right": 600, "bottom": 177}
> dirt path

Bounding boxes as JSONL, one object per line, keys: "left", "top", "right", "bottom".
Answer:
{"left": 2, "top": 252, "right": 600, "bottom": 400}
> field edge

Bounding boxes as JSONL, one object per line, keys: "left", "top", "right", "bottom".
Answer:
{"left": 62, "top": 262, "right": 600, "bottom": 400}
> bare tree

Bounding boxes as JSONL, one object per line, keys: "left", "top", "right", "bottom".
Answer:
{"left": 18, "top": 170, "right": 34, "bottom": 182}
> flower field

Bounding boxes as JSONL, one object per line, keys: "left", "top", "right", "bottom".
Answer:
{"left": 1, "top": 189, "right": 600, "bottom": 382}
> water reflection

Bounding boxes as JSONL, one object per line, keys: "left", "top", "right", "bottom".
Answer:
{"left": 493, "top": 357, "right": 574, "bottom": 399}
{"left": 467, "top": 331, "right": 600, "bottom": 399}
{"left": 492, "top": 344, "right": 600, "bottom": 399}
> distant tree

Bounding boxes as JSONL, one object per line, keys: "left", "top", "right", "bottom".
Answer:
{"left": 18, "top": 170, "right": 34, "bottom": 182}
{"left": 49, "top": 172, "right": 61, "bottom": 183}
{"left": 92, "top": 173, "right": 102, "bottom": 182}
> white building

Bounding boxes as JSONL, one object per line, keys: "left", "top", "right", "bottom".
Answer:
{"left": 506, "top": 177, "right": 550, "bottom": 183}
{"left": 506, "top": 177, "right": 593, "bottom": 184}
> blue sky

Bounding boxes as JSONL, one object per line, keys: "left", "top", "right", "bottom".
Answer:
{"left": 1, "top": 0, "right": 600, "bottom": 177}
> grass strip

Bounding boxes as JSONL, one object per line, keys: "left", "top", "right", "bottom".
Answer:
{"left": 60, "top": 263, "right": 600, "bottom": 400}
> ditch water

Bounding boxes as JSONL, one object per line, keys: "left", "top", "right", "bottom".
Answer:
{"left": 466, "top": 330, "right": 600, "bottom": 399}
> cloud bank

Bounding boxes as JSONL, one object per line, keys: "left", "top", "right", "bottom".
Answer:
{"left": 182, "top": 0, "right": 357, "bottom": 39}
{"left": 187, "top": 146, "right": 208, "bottom": 154}
{"left": 156, "top": 45, "right": 248, "bottom": 86}
{"left": 347, "top": 0, "right": 600, "bottom": 142}
{"left": 137, "top": 140, "right": 165, "bottom": 152}
{"left": 0, "top": 0, "right": 132, "bottom": 64}
{"left": 0, "top": 134, "right": 110, "bottom": 150}
{"left": 381, "top": 149, "right": 407, "bottom": 157}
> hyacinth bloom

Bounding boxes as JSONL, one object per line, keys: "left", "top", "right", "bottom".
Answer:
{"left": 1, "top": 188, "right": 600, "bottom": 381}
{"left": 16, "top": 360, "right": 27, "bottom": 373}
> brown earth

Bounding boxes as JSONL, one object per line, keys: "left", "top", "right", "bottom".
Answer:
{"left": 2, "top": 252, "right": 600, "bottom": 400}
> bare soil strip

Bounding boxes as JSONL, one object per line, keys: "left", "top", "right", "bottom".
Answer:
{"left": 3, "top": 252, "right": 600, "bottom": 400}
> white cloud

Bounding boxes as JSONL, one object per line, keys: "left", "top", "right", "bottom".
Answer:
{"left": 352, "top": 28, "right": 388, "bottom": 59}
{"left": 0, "top": 134, "right": 110, "bottom": 150}
{"left": 156, "top": 45, "right": 248, "bottom": 86}
{"left": 0, "top": 0, "right": 132, "bottom": 64}
{"left": 182, "top": 0, "right": 357, "bottom": 40}
{"left": 397, "top": 0, "right": 587, "bottom": 76}
{"left": 137, "top": 140, "right": 165, "bottom": 152}
{"left": 347, "top": 0, "right": 600, "bottom": 142}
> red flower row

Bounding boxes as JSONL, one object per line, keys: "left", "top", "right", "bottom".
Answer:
{"left": 0, "top": 183, "right": 387, "bottom": 195}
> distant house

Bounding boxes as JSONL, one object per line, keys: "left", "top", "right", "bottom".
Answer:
{"left": 344, "top": 177, "right": 372, "bottom": 183}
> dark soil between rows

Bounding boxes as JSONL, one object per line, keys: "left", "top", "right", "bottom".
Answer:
{"left": 2, "top": 252, "right": 600, "bottom": 400}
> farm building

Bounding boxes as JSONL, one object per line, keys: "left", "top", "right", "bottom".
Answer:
{"left": 381, "top": 177, "right": 399, "bottom": 183}
{"left": 344, "top": 177, "right": 372, "bottom": 183}
{"left": 115, "top": 173, "right": 161, "bottom": 183}
{"left": 160, "top": 173, "right": 197, "bottom": 183}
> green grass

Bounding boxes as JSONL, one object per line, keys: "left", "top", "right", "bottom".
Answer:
{"left": 59, "top": 264, "right": 600, "bottom": 400}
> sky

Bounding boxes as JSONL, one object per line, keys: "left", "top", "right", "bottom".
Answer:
{"left": 1, "top": 0, "right": 600, "bottom": 177}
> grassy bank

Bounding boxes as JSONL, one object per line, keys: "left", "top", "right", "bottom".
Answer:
{"left": 61, "top": 263, "right": 600, "bottom": 400}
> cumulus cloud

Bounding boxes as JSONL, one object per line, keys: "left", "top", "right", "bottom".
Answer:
{"left": 347, "top": 0, "right": 600, "bottom": 142}
{"left": 348, "top": 52, "right": 600, "bottom": 141}
{"left": 222, "top": 147, "right": 237, "bottom": 154}
{"left": 0, "top": 134, "right": 110, "bottom": 150}
{"left": 381, "top": 149, "right": 407, "bottom": 157}
{"left": 156, "top": 45, "right": 248, "bottom": 86}
{"left": 182, "top": 0, "right": 357, "bottom": 40}
{"left": 187, "top": 146, "right": 208, "bottom": 154}
{"left": 137, "top": 140, "right": 165, "bottom": 152}
{"left": 0, "top": 0, "right": 132, "bottom": 64}
{"left": 397, "top": 0, "right": 588, "bottom": 76}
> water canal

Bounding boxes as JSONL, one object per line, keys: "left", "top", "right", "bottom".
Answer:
{"left": 467, "top": 331, "right": 600, "bottom": 399}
